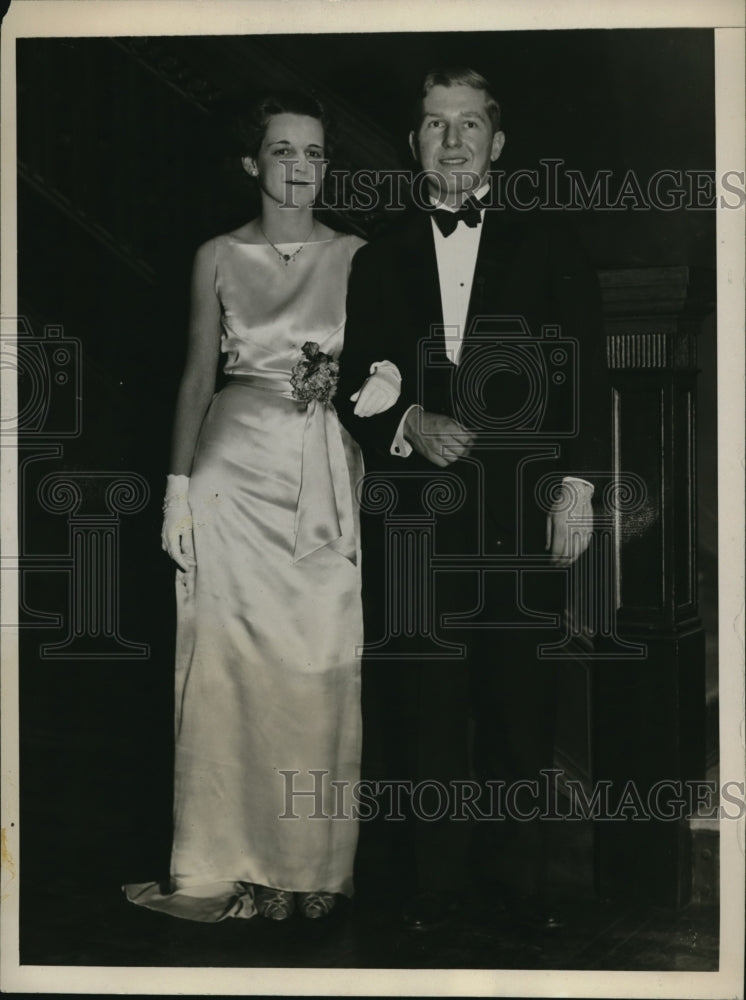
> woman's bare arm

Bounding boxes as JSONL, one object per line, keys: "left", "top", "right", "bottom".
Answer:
{"left": 168, "top": 240, "right": 223, "bottom": 475}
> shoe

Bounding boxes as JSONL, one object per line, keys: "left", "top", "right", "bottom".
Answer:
{"left": 297, "top": 891, "right": 336, "bottom": 919}
{"left": 401, "top": 891, "right": 448, "bottom": 931}
{"left": 255, "top": 886, "right": 295, "bottom": 921}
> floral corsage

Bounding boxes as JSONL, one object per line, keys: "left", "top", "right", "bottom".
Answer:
{"left": 290, "top": 341, "right": 339, "bottom": 404}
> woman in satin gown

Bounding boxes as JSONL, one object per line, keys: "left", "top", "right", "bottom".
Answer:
{"left": 124, "top": 93, "right": 399, "bottom": 922}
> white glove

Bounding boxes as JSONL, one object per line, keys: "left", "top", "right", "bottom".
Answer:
{"left": 350, "top": 361, "right": 401, "bottom": 417}
{"left": 161, "top": 474, "right": 195, "bottom": 572}
{"left": 545, "top": 478, "right": 594, "bottom": 567}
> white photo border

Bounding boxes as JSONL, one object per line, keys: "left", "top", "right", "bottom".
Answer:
{"left": 1, "top": 1, "right": 744, "bottom": 996}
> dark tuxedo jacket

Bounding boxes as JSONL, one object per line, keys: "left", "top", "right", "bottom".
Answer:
{"left": 339, "top": 202, "right": 611, "bottom": 895}
{"left": 337, "top": 201, "right": 611, "bottom": 556}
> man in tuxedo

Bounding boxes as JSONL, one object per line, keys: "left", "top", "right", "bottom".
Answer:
{"left": 338, "top": 68, "right": 610, "bottom": 930}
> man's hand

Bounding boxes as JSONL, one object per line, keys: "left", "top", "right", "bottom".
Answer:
{"left": 403, "top": 408, "right": 474, "bottom": 467}
{"left": 545, "top": 479, "right": 594, "bottom": 567}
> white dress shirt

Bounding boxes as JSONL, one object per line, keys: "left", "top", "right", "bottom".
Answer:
{"left": 432, "top": 182, "right": 490, "bottom": 365}
{"left": 391, "top": 183, "right": 488, "bottom": 457}
{"left": 388, "top": 186, "right": 594, "bottom": 498}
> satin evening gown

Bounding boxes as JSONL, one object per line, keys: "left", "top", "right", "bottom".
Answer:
{"left": 125, "top": 232, "right": 366, "bottom": 921}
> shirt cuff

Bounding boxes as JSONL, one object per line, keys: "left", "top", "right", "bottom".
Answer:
{"left": 391, "top": 404, "right": 422, "bottom": 457}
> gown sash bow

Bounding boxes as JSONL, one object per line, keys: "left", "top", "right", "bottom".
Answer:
{"left": 227, "top": 373, "right": 358, "bottom": 564}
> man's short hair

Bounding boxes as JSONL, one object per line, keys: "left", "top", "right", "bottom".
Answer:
{"left": 413, "top": 67, "right": 501, "bottom": 132}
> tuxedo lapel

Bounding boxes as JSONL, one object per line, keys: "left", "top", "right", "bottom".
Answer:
{"left": 398, "top": 211, "right": 455, "bottom": 414}
{"left": 464, "top": 208, "right": 515, "bottom": 333}
{"left": 401, "top": 211, "right": 444, "bottom": 334}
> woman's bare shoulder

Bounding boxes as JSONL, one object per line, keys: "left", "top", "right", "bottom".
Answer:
{"left": 192, "top": 223, "right": 258, "bottom": 271}
{"left": 315, "top": 221, "right": 364, "bottom": 245}
{"left": 222, "top": 220, "right": 263, "bottom": 245}
{"left": 197, "top": 221, "right": 263, "bottom": 253}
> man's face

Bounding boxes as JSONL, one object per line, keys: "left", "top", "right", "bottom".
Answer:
{"left": 409, "top": 84, "right": 505, "bottom": 203}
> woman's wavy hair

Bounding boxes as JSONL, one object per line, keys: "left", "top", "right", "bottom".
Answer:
{"left": 231, "top": 90, "right": 333, "bottom": 162}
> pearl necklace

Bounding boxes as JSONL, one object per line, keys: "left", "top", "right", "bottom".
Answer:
{"left": 259, "top": 221, "right": 315, "bottom": 266}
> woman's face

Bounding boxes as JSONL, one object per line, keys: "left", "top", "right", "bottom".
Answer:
{"left": 243, "top": 112, "right": 326, "bottom": 208}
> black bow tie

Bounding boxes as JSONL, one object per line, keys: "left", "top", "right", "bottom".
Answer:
{"left": 431, "top": 197, "right": 484, "bottom": 237}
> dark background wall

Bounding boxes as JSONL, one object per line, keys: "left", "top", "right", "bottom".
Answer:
{"left": 15, "top": 29, "right": 717, "bottom": 952}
